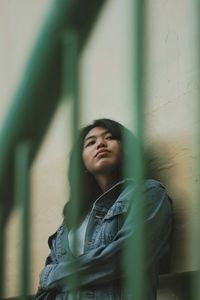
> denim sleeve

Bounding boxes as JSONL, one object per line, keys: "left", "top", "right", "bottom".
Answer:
{"left": 39, "top": 181, "right": 172, "bottom": 292}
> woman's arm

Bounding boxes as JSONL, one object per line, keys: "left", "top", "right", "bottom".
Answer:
{"left": 39, "top": 182, "right": 172, "bottom": 292}
{"left": 34, "top": 230, "right": 62, "bottom": 299}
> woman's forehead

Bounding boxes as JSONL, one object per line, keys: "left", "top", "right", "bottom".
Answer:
{"left": 84, "top": 126, "right": 109, "bottom": 141}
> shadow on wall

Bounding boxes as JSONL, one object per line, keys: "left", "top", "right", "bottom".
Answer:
{"left": 145, "top": 135, "right": 195, "bottom": 274}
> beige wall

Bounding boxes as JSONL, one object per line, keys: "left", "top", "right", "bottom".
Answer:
{"left": 1, "top": 0, "right": 198, "bottom": 298}
{"left": 80, "top": 0, "right": 198, "bottom": 273}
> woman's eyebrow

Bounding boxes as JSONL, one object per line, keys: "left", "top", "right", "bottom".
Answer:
{"left": 84, "top": 130, "right": 109, "bottom": 142}
{"left": 84, "top": 135, "right": 96, "bottom": 142}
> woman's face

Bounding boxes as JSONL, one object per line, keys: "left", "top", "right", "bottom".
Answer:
{"left": 82, "top": 126, "right": 121, "bottom": 176}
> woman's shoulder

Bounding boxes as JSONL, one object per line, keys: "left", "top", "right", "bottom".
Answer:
{"left": 144, "top": 179, "right": 166, "bottom": 190}
{"left": 123, "top": 178, "right": 166, "bottom": 192}
{"left": 123, "top": 178, "right": 170, "bottom": 206}
{"left": 143, "top": 179, "right": 172, "bottom": 208}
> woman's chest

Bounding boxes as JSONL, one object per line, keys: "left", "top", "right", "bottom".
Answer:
{"left": 83, "top": 200, "right": 129, "bottom": 251}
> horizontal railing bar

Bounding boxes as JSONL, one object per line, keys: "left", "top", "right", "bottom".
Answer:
{"left": 0, "top": 0, "right": 107, "bottom": 229}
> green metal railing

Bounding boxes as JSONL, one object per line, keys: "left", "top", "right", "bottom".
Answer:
{"left": 124, "top": 2, "right": 145, "bottom": 299}
{"left": 0, "top": 1, "right": 106, "bottom": 298}
{"left": 63, "top": 30, "right": 81, "bottom": 295}
{"left": 0, "top": 0, "right": 198, "bottom": 299}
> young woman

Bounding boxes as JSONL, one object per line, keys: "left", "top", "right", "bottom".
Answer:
{"left": 35, "top": 119, "right": 172, "bottom": 300}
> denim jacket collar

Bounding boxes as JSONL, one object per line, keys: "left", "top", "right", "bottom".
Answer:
{"left": 92, "top": 178, "right": 134, "bottom": 219}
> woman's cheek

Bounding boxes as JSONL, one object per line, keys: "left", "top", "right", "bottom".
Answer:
{"left": 82, "top": 151, "right": 92, "bottom": 171}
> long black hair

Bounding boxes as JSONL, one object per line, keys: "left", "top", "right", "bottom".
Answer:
{"left": 63, "top": 118, "right": 135, "bottom": 227}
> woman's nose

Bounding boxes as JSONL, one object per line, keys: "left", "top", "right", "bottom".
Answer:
{"left": 96, "top": 138, "right": 106, "bottom": 149}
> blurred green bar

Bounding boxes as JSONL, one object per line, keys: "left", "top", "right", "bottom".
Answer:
{"left": 15, "top": 142, "right": 32, "bottom": 300}
{"left": 63, "top": 30, "right": 80, "bottom": 296}
{"left": 124, "top": 0, "right": 145, "bottom": 299}
{"left": 63, "top": 28, "right": 80, "bottom": 250}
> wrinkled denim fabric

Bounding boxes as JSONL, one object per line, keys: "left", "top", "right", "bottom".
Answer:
{"left": 35, "top": 179, "right": 173, "bottom": 300}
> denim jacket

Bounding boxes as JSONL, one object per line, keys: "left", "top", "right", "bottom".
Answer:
{"left": 35, "top": 179, "right": 172, "bottom": 300}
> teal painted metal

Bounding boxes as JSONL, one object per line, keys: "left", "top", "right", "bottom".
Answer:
{"left": 0, "top": 0, "right": 150, "bottom": 298}
{"left": 63, "top": 30, "right": 80, "bottom": 294}
{"left": 64, "top": 30, "right": 80, "bottom": 231}
{"left": 15, "top": 142, "right": 32, "bottom": 299}
{"left": 0, "top": 1, "right": 69, "bottom": 295}
{"left": 123, "top": 1, "right": 145, "bottom": 299}
{"left": 0, "top": 0, "right": 106, "bottom": 226}
{"left": 0, "top": 0, "right": 107, "bottom": 297}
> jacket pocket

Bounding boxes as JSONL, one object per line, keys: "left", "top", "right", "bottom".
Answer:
{"left": 101, "top": 201, "right": 130, "bottom": 244}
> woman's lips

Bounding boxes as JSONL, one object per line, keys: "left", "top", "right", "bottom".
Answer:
{"left": 95, "top": 149, "right": 110, "bottom": 157}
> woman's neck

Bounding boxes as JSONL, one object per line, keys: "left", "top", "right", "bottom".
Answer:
{"left": 95, "top": 173, "right": 120, "bottom": 193}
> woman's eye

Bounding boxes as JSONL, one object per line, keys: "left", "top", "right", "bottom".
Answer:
{"left": 106, "top": 135, "right": 113, "bottom": 140}
{"left": 85, "top": 140, "right": 95, "bottom": 147}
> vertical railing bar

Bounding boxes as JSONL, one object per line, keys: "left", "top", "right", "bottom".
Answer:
{"left": 15, "top": 142, "right": 32, "bottom": 300}
{"left": 124, "top": 1, "right": 145, "bottom": 299}
{"left": 132, "top": 0, "right": 146, "bottom": 297}
{"left": 62, "top": 29, "right": 80, "bottom": 298}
